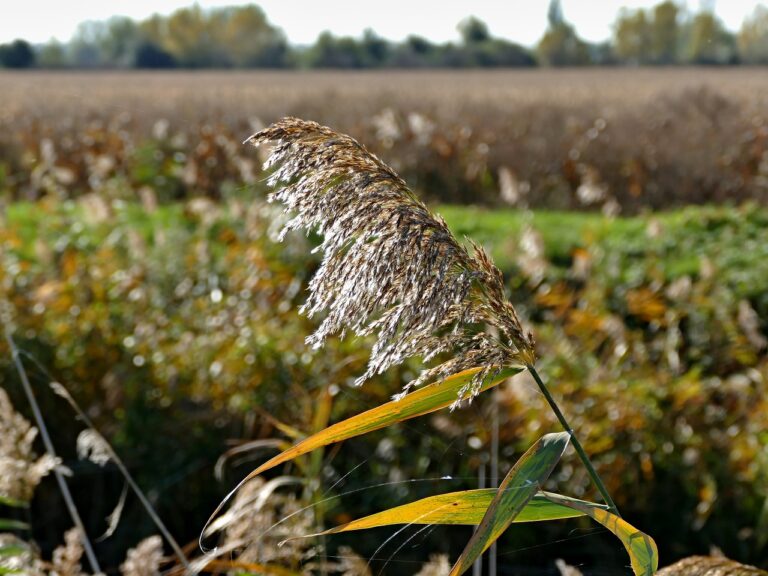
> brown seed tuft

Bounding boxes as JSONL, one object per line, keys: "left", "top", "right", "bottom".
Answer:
{"left": 248, "top": 118, "right": 534, "bottom": 400}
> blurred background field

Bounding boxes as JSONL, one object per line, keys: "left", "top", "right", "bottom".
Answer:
{"left": 3, "top": 69, "right": 768, "bottom": 211}
{"left": 2, "top": 12, "right": 768, "bottom": 575}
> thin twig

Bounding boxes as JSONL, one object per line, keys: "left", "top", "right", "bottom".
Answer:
{"left": 526, "top": 364, "right": 620, "bottom": 516}
{"left": 3, "top": 326, "right": 102, "bottom": 574}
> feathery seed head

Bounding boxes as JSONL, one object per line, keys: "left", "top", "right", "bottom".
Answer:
{"left": 0, "top": 387, "right": 59, "bottom": 502}
{"left": 247, "top": 118, "right": 534, "bottom": 399}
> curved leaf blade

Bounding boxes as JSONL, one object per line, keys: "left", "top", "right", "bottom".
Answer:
{"left": 249, "top": 366, "right": 519, "bottom": 479}
{"left": 203, "top": 366, "right": 521, "bottom": 545}
{"left": 0, "top": 496, "right": 27, "bottom": 509}
{"left": 0, "top": 520, "right": 29, "bottom": 531}
{"left": 543, "top": 493, "right": 658, "bottom": 576}
{"left": 450, "top": 432, "right": 571, "bottom": 575}
{"left": 297, "top": 490, "right": 605, "bottom": 537}
{"left": 0, "top": 544, "right": 29, "bottom": 558}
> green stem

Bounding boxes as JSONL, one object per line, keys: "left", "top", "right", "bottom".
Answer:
{"left": 526, "top": 363, "right": 620, "bottom": 516}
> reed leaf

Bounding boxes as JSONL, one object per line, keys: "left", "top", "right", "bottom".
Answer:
{"left": 543, "top": 493, "right": 658, "bottom": 576}
{"left": 0, "top": 497, "right": 26, "bottom": 509}
{"left": 0, "top": 545, "right": 28, "bottom": 558}
{"left": 286, "top": 491, "right": 605, "bottom": 538}
{"left": 202, "top": 367, "right": 519, "bottom": 541}
{"left": 247, "top": 367, "right": 517, "bottom": 480}
{"left": 449, "top": 432, "right": 571, "bottom": 575}
{"left": 0, "top": 520, "right": 28, "bottom": 531}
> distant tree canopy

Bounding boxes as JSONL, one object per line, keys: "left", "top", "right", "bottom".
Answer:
{"left": 8, "top": 1, "right": 766, "bottom": 70}
{"left": 0, "top": 39, "right": 35, "bottom": 68}
{"left": 612, "top": 0, "right": 738, "bottom": 66}
{"left": 300, "top": 19, "right": 534, "bottom": 69}
{"left": 739, "top": 5, "right": 768, "bottom": 64}
{"left": 687, "top": 10, "right": 738, "bottom": 64}
{"left": 537, "top": 0, "right": 590, "bottom": 66}
{"left": 53, "top": 5, "right": 287, "bottom": 69}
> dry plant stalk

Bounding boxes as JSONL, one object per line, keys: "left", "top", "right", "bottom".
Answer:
{"left": 247, "top": 118, "right": 535, "bottom": 400}
{"left": 0, "top": 387, "right": 58, "bottom": 502}
{"left": 201, "top": 476, "right": 315, "bottom": 570}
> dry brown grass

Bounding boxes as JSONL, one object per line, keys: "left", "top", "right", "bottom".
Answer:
{"left": 2, "top": 68, "right": 768, "bottom": 209}
{"left": 3, "top": 68, "right": 768, "bottom": 112}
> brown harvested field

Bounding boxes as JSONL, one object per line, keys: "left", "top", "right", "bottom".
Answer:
{"left": 4, "top": 68, "right": 768, "bottom": 110}
{"left": 3, "top": 68, "right": 768, "bottom": 210}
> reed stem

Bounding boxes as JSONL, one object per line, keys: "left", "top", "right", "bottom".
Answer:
{"left": 526, "top": 363, "right": 620, "bottom": 516}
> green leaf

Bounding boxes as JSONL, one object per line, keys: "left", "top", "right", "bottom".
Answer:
{"left": 245, "top": 367, "right": 519, "bottom": 480}
{"left": 0, "top": 544, "right": 28, "bottom": 558}
{"left": 450, "top": 432, "right": 571, "bottom": 575}
{"left": 0, "top": 496, "right": 27, "bottom": 509}
{"left": 0, "top": 520, "right": 29, "bottom": 531}
{"left": 303, "top": 490, "right": 605, "bottom": 536}
{"left": 543, "top": 493, "right": 658, "bottom": 576}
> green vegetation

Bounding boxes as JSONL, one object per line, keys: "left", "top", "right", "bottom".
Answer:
{"left": 2, "top": 55, "right": 768, "bottom": 571}
{"left": 3, "top": 1, "right": 768, "bottom": 69}
{"left": 2, "top": 198, "right": 767, "bottom": 572}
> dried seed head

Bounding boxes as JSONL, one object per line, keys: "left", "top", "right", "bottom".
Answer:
{"left": 0, "top": 387, "right": 59, "bottom": 502}
{"left": 247, "top": 118, "right": 534, "bottom": 399}
{"left": 120, "top": 536, "right": 164, "bottom": 576}
{"left": 76, "top": 430, "right": 111, "bottom": 467}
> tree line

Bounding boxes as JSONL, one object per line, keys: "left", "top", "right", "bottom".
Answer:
{"left": 2, "top": 1, "right": 768, "bottom": 69}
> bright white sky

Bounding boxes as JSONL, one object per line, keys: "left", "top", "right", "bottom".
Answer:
{"left": 1, "top": 0, "right": 765, "bottom": 47}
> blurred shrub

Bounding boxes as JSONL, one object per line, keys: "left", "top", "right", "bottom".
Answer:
{"left": 1, "top": 199, "right": 766, "bottom": 569}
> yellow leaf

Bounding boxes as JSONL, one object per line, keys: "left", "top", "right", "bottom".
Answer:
{"left": 291, "top": 491, "right": 604, "bottom": 538}
{"left": 543, "top": 493, "right": 658, "bottom": 576}
{"left": 204, "top": 367, "right": 520, "bottom": 542}
{"left": 450, "top": 432, "right": 571, "bottom": 575}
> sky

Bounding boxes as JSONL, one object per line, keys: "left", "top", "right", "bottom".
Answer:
{"left": 1, "top": 0, "right": 765, "bottom": 47}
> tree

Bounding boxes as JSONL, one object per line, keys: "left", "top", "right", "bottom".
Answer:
{"left": 687, "top": 10, "right": 737, "bottom": 64}
{"left": 214, "top": 5, "right": 288, "bottom": 68}
{"left": 361, "top": 29, "right": 390, "bottom": 67}
{"left": 136, "top": 5, "right": 287, "bottom": 68}
{"left": 614, "top": 8, "right": 651, "bottom": 64}
{"left": 37, "top": 40, "right": 67, "bottom": 68}
{"left": 100, "top": 17, "right": 142, "bottom": 67}
{"left": 548, "top": 0, "right": 564, "bottom": 28}
{"left": 69, "top": 21, "right": 110, "bottom": 67}
{"left": 164, "top": 5, "right": 224, "bottom": 67}
{"left": 305, "top": 32, "right": 365, "bottom": 68}
{"left": 450, "top": 16, "right": 533, "bottom": 67}
{"left": 0, "top": 39, "right": 35, "bottom": 68}
{"left": 134, "top": 41, "right": 176, "bottom": 68}
{"left": 538, "top": 1, "right": 590, "bottom": 66}
{"left": 390, "top": 35, "right": 437, "bottom": 67}
{"left": 738, "top": 5, "right": 768, "bottom": 64}
{"left": 458, "top": 16, "right": 491, "bottom": 44}
{"left": 538, "top": 25, "right": 590, "bottom": 66}
{"left": 651, "top": 1, "right": 679, "bottom": 64}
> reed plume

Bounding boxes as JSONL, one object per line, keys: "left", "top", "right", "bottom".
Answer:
{"left": 52, "top": 528, "right": 87, "bottom": 576}
{"left": 0, "top": 387, "right": 58, "bottom": 502}
{"left": 247, "top": 118, "right": 534, "bottom": 399}
{"left": 119, "top": 536, "right": 164, "bottom": 576}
